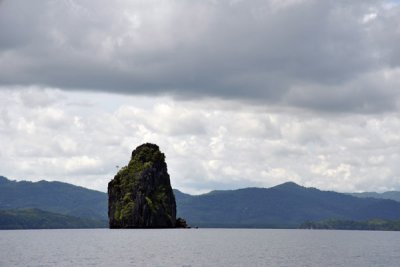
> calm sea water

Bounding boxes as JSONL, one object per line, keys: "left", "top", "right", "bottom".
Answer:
{"left": 0, "top": 229, "right": 399, "bottom": 267}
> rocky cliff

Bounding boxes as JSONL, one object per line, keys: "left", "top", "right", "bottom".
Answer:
{"left": 108, "top": 143, "right": 176, "bottom": 228}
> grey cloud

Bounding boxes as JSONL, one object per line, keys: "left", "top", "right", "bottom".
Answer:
{"left": 0, "top": 0, "right": 399, "bottom": 113}
{"left": 285, "top": 67, "right": 400, "bottom": 113}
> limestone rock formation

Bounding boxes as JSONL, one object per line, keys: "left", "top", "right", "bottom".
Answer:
{"left": 108, "top": 143, "right": 176, "bottom": 228}
{"left": 175, "top": 217, "right": 189, "bottom": 228}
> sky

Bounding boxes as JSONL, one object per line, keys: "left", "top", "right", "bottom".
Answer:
{"left": 0, "top": 0, "right": 400, "bottom": 194}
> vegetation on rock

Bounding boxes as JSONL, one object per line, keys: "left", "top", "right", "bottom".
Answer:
{"left": 108, "top": 143, "right": 176, "bottom": 228}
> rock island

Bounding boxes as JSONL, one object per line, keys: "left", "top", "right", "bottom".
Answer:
{"left": 108, "top": 143, "right": 177, "bottom": 228}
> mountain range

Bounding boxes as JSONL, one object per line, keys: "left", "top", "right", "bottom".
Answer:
{"left": 1, "top": 175, "right": 400, "bottom": 229}
{"left": 0, "top": 208, "right": 106, "bottom": 230}
{"left": 0, "top": 176, "right": 107, "bottom": 224}
{"left": 175, "top": 182, "right": 400, "bottom": 228}
{"left": 350, "top": 191, "right": 400, "bottom": 202}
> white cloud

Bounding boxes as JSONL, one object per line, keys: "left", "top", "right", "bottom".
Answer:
{"left": 1, "top": 88, "right": 399, "bottom": 194}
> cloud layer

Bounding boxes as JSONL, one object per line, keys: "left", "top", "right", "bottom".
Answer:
{"left": 1, "top": 0, "right": 400, "bottom": 112}
{"left": 1, "top": 88, "right": 399, "bottom": 193}
{"left": 1, "top": 1, "right": 400, "bottom": 193}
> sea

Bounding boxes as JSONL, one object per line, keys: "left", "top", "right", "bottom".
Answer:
{"left": 0, "top": 229, "right": 399, "bottom": 267}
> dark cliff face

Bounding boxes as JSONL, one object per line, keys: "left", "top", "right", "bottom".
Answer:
{"left": 108, "top": 143, "right": 176, "bottom": 228}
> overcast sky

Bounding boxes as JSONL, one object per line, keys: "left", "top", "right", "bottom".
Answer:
{"left": 1, "top": 0, "right": 400, "bottom": 194}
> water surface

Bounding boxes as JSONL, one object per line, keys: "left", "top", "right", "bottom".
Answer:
{"left": 1, "top": 229, "right": 399, "bottom": 266}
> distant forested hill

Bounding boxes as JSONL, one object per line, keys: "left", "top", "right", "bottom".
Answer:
{"left": 0, "top": 208, "right": 106, "bottom": 229}
{"left": 300, "top": 219, "right": 400, "bottom": 231}
{"left": 350, "top": 191, "right": 400, "bottom": 202}
{"left": 2, "top": 176, "right": 400, "bottom": 229}
{"left": 175, "top": 182, "right": 400, "bottom": 228}
{"left": 0, "top": 176, "right": 107, "bottom": 220}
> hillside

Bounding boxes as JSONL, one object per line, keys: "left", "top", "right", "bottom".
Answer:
{"left": 300, "top": 219, "right": 400, "bottom": 231}
{"left": 176, "top": 182, "right": 400, "bottom": 228}
{"left": 0, "top": 208, "right": 106, "bottom": 229}
{"left": 0, "top": 176, "right": 107, "bottom": 220}
{"left": 350, "top": 191, "right": 400, "bottom": 202}
{"left": 2, "top": 176, "right": 400, "bottom": 229}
